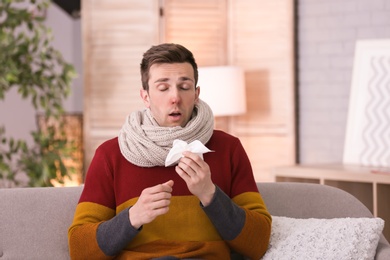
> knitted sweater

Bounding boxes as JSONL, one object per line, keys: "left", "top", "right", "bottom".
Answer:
{"left": 68, "top": 130, "right": 271, "bottom": 260}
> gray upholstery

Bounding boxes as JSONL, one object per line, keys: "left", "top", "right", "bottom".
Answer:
{"left": 0, "top": 183, "right": 389, "bottom": 259}
{"left": 0, "top": 186, "right": 82, "bottom": 260}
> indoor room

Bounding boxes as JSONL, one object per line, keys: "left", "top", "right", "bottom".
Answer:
{"left": 1, "top": 0, "right": 390, "bottom": 259}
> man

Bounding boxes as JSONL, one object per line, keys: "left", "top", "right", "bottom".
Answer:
{"left": 68, "top": 43, "right": 271, "bottom": 260}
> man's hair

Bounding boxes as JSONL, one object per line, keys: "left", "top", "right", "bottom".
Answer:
{"left": 140, "top": 43, "right": 198, "bottom": 91}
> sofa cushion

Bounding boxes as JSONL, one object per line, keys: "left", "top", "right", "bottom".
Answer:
{"left": 0, "top": 186, "right": 82, "bottom": 260}
{"left": 262, "top": 216, "right": 384, "bottom": 260}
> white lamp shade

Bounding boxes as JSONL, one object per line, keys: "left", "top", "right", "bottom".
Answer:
{"left": 197, "top": 66, "right": 246, "bottom": 117}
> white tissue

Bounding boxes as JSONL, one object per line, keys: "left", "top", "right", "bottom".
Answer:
{"left": 165, "top": 139, "right": 212, "bottom": 167}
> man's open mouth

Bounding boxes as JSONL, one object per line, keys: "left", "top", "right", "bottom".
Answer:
{"left": 169, "top": 112, "right": 181, "bottom": 116}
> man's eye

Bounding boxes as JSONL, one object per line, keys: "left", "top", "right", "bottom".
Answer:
{"left": 157, "top": 84, "right": 169, "bottom": 91}
{"left": 180, "top": 84, "right": 191, "bottom": 90}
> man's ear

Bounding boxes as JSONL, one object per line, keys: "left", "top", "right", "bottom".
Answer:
{"left": 195, "top": 86, "right": 200, "bottom": 103}
{"left": 140, "top": 89, "right": 150, "bottom": 108}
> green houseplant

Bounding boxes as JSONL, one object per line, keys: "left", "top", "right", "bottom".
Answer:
{"left": 0, "top": 0, "right": 77, "bottom": 187}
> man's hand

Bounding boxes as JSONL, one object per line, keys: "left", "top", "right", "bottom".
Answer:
{"left": 129, "top": 180, "right": 174, "bottom": 229}
{"left": 175, "top": 151, "right": 216, "bottom": 206}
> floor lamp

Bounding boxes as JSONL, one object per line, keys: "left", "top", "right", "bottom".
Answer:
{"left": 197, "top": 66, "right": 247, "bottom": 133}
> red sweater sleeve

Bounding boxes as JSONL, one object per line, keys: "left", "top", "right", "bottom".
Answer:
{"left": 204, "top": 131, "right": 272, "bottom": 259}
{"left": 68, "top": 139, "right": 118, "bottom": 259}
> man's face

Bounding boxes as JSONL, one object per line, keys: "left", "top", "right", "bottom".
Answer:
{"left": 140, "top": 62, "right": 199, "bottom": 127}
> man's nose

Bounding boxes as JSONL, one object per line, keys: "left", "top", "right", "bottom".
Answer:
{"left": 170, "top": 87, "right": 181, "bottom": 103}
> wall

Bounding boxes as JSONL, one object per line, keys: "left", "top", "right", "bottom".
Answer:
{"left": 46, "top": 4, "right": 83, "bottom": 113}
{"left": 0, "top": 3, "right": 82, "bottom": 146}
{"left": 297, "top": 0, "right": 390, "bottom": 164}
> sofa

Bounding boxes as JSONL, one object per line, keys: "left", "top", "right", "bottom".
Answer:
{"left": 0, "top": 182, "right": 389, "bottom": 259}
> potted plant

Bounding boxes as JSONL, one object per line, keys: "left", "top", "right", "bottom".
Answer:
{"left": 0, "top": 0, "right": 77, "bottom": 187}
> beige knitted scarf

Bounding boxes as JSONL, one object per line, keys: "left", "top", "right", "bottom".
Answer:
{"left": 118, "top": 99, "right": 214, "bottom": 167}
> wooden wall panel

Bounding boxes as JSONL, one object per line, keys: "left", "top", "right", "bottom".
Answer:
{"left": 82, "top": 0, "right": 160, "bottom": 170}
{"left": 162, "top": 0, "right": 228, "bottom": 66}
{"left": 230, "top": 0, "right": 296, "bottom": 182}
